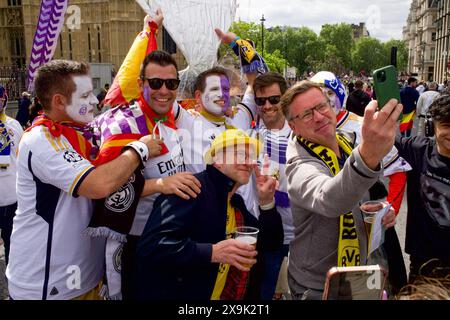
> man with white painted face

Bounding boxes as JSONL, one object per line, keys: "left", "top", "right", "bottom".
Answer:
{"left": 173, "top": 66, "right": 259, "bottom": 217}
{"left": 174, "top": 66, "right": 256, "bottom": 173}
{"left": 6, "top": 60, "right": 160, "bottom": 300}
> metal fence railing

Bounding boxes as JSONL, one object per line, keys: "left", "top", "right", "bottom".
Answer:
{"left": 0, "top": 65, "right": 28, "bottom": 101}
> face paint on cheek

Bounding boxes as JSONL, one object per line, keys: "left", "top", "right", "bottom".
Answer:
{"left": 143, "top": 86, "right": 151, "bottom": 103}
{"left": 220, "top": 76, "right": 231, "bottom": 112}
{"left": 79, "top": 105, "right": 88, "bottom": 115}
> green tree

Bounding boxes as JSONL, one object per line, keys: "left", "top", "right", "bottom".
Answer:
{"left": 383, "top": 39, "right": 408, "bottom": 72}
{"left": 218, "top": 21, "right": 261, "bottom": 59}
{"left": 319, "top": 23, "right": 354, "bottom": 71}
{"left": 262, "top": 49, "right": 289, "bottom": 73}
{"left": 351, "top": 37, "right": 386, "bottom": 75}
{"left": 266, "top": 26, "right": 319, "bottom": 75}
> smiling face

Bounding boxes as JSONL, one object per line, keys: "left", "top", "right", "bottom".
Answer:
{"left": 288, "top": 87, "right": 336, "bottom": 148}
{"left": 65, "top": 75, "right": 98, "bottom": 124}
{"left": 435, "top": 121, "right": 450, "bottom": 158}
{"left": 255, "top": 83, "right": 285, "bottom": 130}
{"left": 213, "top": 143, "right": 255, "bottom": 185}
{"left": 140, "top": 62, "right": 178, "bottom": 116}
{"left": 199, "top": 74, "right": 230, "bottom": 116}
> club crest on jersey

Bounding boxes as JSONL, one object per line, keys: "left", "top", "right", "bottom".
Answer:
{"left": 63, "top": 150, "right": 83, "bottom": 163}
{"left": 105, "top": 175, "right": 136, "bottom": 213}
{"left": 113, "top": 244, "right": 123, "bottom": 273}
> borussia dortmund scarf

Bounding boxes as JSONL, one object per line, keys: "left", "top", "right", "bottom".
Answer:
{"left": 0, "top": 112, "right": 11, "bottom": 168}
{"left": 230, "top": 37, "right": 269, "bottom": 75}
{"left": 211, "top": 197, "right": 249, "bottom": 300}
{"left": 297, "top": 134, "right": 361, "bottom": 267}
{"left": 200, "top": 110, "right": 236, "bottom": 130}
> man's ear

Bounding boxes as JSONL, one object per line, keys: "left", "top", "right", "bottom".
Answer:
{"left": 194, "top": 90, "right": 202, "bottom": 103}
{"left": 138, "top": 78, "right": 144, "bottom": 92}
{"left": 288, "top": 119, "right": 296, "bottom": 132}
{"left": 51, "top": 93, "right": 67, "bottom": 112}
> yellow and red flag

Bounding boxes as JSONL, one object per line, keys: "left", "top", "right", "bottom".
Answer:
{"left": 399, "top": 110, "right": 415, "bottom": 133}
{"left": 104, "top": 21, "right": 158, "bottom": 107}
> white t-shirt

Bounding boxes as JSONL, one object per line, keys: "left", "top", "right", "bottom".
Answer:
{"left": 251, "top": 121, "right": 294, "bottom": 244}
{"left": 130, "top": 122, "right": 185, "bottom": 236}
{"left": 174, "top": 93, "right": 256, "bottom": 173}
{"left": 0, "top": 116, "right": 23, "bottom": 206}
{"left": 6, "top": 126, "right": 105, "bottom": 300}
{"left": 337, "top": 110, "right": 412, "bottom": 176}
{"left": 94, "top": 103, "right": 186, "bottom": 236}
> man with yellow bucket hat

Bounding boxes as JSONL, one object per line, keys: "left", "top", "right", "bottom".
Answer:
{"left": 131, "top": 129, "right": 283, "bottom": 300}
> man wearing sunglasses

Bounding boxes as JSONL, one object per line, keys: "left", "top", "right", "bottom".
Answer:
{"left": 281, "top": 80, "right": 401, "bottom": 300}
{"left": 246, "top": 72, "right": 294, "bottom": 300}
{"left": 92, "top": 49, "right": 202, "bottom": 299}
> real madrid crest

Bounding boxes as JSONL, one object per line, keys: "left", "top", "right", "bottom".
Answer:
{"left": 105, "top": 174, "right": 136, "bottom": 213}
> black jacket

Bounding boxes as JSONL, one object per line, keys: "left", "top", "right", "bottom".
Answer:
{"left": 346, "top": 89, "right": 371, "bottom": 117}
{"left": 132, "top": 165, "right": 283, "bottom": 300}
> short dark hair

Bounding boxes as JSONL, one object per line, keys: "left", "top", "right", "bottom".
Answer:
{"left": 429, "top": 93, "right": 450, "bottom": 124}
{"left": 34, "top": 60, "right": 89, "bottom": 111}
{"left": 194, "top": 66, "right": 229, "bottom": 93}
{"left": 280, "top": 80, "right": 323, "bottom": 120}
{"left": 408, "top": 77, "right": 417, "bottom": 85}
{"left": 140, "top": 50, "right": 179, "bottom": 80}
{"left": 253, "top": 72, "right": 288, "bottom": 96}
{"left": 354, "top": 80, "right": 364, "bottom": 89}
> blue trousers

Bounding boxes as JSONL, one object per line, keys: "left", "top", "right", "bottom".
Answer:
{"left": 260, "top": 244, "right": 289, "bottom": 300}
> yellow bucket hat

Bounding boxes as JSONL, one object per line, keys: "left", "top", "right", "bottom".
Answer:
{"left": 204, "top": 129, "right": 262, "bottom": 165}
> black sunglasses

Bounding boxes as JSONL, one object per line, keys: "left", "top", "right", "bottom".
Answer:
{"left": 145, "top": 78, "right": 180, "bottom": 90}
{"left": 254, "top": 95, "right": 281, "bottom": 106}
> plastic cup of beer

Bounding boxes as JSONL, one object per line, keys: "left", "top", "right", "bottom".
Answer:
{"left": 234, "top": 226, "right": 259, "bottom": 268}
{"left": 360, "top": 200, "right": 387, "bottom": 225}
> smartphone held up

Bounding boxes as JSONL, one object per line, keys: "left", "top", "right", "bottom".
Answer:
{"left": 372, "top": 65, "right": 403, "bottom": 121}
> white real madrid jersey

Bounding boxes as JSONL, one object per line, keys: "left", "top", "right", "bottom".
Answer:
{"left": 252, "top": 121, "right": 294, "bottom": 244}
{"left": 174, "top": 93, "right": 256, "bottom": 173}
{"left": 337, "top": 111, "right": 412, "bottom": 176}
{"left": 6, "top": 126, "right": 105, "bottom": 300}
{"left": 0, "top": 116, "right": 23, "bottom": 206}
{"left": 129, "top": 122, "right": 186, "bottom": 236}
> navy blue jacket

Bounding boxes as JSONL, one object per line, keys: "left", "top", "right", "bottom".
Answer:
{"left": 132, "top": 165, "right": 283, "bottom": 300}
{"left": 400, "top": 86, "right": 420, "bottom": 114}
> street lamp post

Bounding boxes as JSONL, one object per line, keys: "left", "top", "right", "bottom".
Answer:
{"left": 260, "top": 14, "right": 266, "bottom": 59}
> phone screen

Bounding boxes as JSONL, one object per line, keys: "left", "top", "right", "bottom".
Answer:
{"left": 323, "top": 266, "right": 387, "bottom": 300}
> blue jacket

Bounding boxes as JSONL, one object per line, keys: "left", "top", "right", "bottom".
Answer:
{"left": 400, "top": 86, "right": 420, "bottom": 114}
{"left": 132, "top": 165, "right": 283, "bottom": 300}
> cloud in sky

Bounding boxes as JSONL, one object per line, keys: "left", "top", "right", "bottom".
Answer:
{"left": 235, "top": 0, "right": 411, "bottom": 42}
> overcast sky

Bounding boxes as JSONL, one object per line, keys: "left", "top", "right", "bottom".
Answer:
{"left": 235, "top": 0, "right": 411, "bottom": 42}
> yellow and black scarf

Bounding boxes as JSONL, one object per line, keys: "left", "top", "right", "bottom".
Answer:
{"left": 297, "top": 134, "right": 361, "bottom": 267}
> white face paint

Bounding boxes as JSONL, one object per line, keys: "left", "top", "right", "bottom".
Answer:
{"left": 66, "top": 75, "right": 98, "bottom": 124}
{"left": 322, "top": 88, "right": 341, "bottom": 115}
{"left": 201, "top": 75, "right": 230, "bottom": 116}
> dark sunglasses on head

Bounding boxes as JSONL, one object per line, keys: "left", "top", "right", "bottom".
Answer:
{"left": 254, "top": 95, "right": 281, "bottom": 106}
{"left": 145, "top": 78, "right": 180, "bottom": 90}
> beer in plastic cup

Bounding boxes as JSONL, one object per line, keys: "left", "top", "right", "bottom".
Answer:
{"left": 234, "top": 226, "right": 259, "bottom": 268}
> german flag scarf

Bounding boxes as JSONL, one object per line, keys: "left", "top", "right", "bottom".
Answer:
{"left": 297, "top": 134, "right": 361, "bottom": 267}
